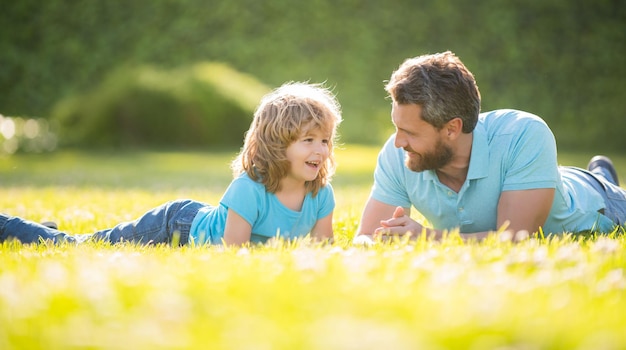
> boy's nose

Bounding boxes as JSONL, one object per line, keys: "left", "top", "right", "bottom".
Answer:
{"left": 316, "top": 143, "right": 327, "bottom": 154}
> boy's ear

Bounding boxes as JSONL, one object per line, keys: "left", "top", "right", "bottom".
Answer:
{"left": 445, "top": 117, "right": 463, "bottom": 139}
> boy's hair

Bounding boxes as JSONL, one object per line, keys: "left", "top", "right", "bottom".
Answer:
{"left": 232, "top": 82, "right": 342, "bottom": 196}
{"left": 385, "top": 51, "right": 481, "bottom": 133}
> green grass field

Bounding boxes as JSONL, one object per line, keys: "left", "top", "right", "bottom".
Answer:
{"left": 1, "top": 147, "right": 626, "bottom": 349}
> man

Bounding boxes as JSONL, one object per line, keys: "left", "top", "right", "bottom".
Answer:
{"left": 357, "top": 51, "right": 625, "bottom": 241}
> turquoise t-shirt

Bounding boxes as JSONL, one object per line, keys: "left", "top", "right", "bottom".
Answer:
{"left": 371, "top": 109, "right": 614, "bottom": 234}
{"left": 189, "top": 173, "right": 335, "bottom": 244}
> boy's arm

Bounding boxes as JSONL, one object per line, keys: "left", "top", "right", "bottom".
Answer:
{"left": 311, "top": 212, "right": 334, "bottom": 241}
{"left": 223, "top": 208, "right": 252, "bottom": 246}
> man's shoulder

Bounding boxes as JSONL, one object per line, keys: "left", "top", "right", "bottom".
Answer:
{"left": 480, "top": 109, "right": 545, "bottom": 122}
{"left": 479, "top": 109, "right": 550, "bottom": 135}
{"left": 478, "top": 109, "right": 556, "bottom": 164}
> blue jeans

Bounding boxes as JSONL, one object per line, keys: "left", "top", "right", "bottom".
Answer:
{"left": 0, "top": 199, "right": 205, "bottom": 245}
{"left": 0, "top": 215, "right": 78, "bottom": 244}
{"left": 577, "top": 166, "right": 626, "bottom": 226}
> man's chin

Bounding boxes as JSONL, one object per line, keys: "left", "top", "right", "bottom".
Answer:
{"left": 405, "top": 160, "right": 426, "bottom": 172}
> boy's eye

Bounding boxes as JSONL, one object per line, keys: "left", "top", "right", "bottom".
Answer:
{"left": 322, "top": 139, "right": 329, "bottom": 144}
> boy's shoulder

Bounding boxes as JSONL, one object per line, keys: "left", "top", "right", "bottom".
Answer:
{"left": 229, "top": 172, "right": 266, "bottom": 193}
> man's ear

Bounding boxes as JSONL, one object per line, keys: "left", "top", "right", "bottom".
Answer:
{"left": 445, "top": 117, "right": 464, "bottom": 139}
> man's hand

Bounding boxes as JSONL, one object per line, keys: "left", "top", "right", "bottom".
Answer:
{"left": 374, "top": 206, "right": 425, "bottom": 239}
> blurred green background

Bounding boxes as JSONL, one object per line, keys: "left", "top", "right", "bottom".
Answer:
{"left": 1, "top": 0, "right": 625, "bottom": 152}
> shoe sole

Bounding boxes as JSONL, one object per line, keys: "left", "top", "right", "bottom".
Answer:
{"left": 588, "top": 155, "right": 620, "bottom": 186}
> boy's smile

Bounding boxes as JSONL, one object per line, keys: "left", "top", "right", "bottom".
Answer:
{"left": 285, "top": 128, "right": 330, "bottom": 183}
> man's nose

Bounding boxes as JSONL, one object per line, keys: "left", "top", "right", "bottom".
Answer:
{"left": 394, "top": 134, "right": 406, "bottom": 149}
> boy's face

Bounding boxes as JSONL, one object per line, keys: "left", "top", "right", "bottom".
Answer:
{"left": 284, "top": 127, "right": 331, "bottom": 184}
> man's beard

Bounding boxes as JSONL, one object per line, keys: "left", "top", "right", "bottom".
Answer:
{"left": 404, "top": 139, "right": 453, "bottom": 172}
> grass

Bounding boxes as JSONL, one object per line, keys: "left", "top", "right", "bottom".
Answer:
{"left": 1, "top": 146, "right": 626, "bottom": 349}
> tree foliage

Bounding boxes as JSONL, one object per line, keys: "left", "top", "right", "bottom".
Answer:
{"left": 1, "top": 0, "right": 624, "bottom": 150}
{"left": 51, "top": 63, "right": 269, "bottom": 148}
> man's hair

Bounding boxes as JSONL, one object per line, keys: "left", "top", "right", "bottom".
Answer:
{"left": 385, "top": 51, "right": 481, "bottom": 133}
{"left": 232, "top": 82, "right": 342, "bottom": 196}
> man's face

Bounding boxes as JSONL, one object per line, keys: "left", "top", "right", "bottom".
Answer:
{"left": 391, "top": 102, "right": 453, "bottom": 172}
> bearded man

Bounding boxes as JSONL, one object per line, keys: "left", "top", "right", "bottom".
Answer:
{"left": 357, "top": 51, "right": 625, "bottom": 241}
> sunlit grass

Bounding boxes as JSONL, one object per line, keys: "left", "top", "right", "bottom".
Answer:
{"left": 1, "top": 235, "right": 625, "bottom": 349}
{"left": 1, "top": 147, "right": 626, "bottom": 349}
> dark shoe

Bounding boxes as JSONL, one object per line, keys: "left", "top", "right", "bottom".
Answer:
{"left": 40, "top": 221, "right": 58, "bottom": 230}
{"left": 587, "top": 155, "right": 619, "bottom": 186}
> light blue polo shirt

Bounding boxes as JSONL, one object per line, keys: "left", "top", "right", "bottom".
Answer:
{"left": 189, "top": 173, "right": 335, "bottom": 244}
{"left": 371, "top": 109, "right": 614, "bottom": 234}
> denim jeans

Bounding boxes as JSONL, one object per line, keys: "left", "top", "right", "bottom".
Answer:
{"left": 0, "top": 199, "right": 205, "bottom": 245}
{"left": 0, "top": 214, "right": 79, "bottom": 244}
{"left": 576, "top": 166, "right": 626, "bottom": 226}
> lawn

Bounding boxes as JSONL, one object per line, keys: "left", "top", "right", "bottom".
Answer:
{"left": 1, "top": 146, "right": 625, "bottom": 349}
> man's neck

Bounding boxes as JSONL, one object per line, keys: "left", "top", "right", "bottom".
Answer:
{"left": 436, "top": 132, "right": 473, "bottom": 192}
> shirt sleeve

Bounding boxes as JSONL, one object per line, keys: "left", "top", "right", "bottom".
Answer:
{"left": 219, "top": 175, "right": 261, "bottom": 226}
{"left": 316, "top": 183, "right": 336, "bottom": 219}
{"left": 371, "top": 135, "right": 412, "bottom": 208}
{"left": 501, "top": 117, "right": 559, "bottom": 191}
